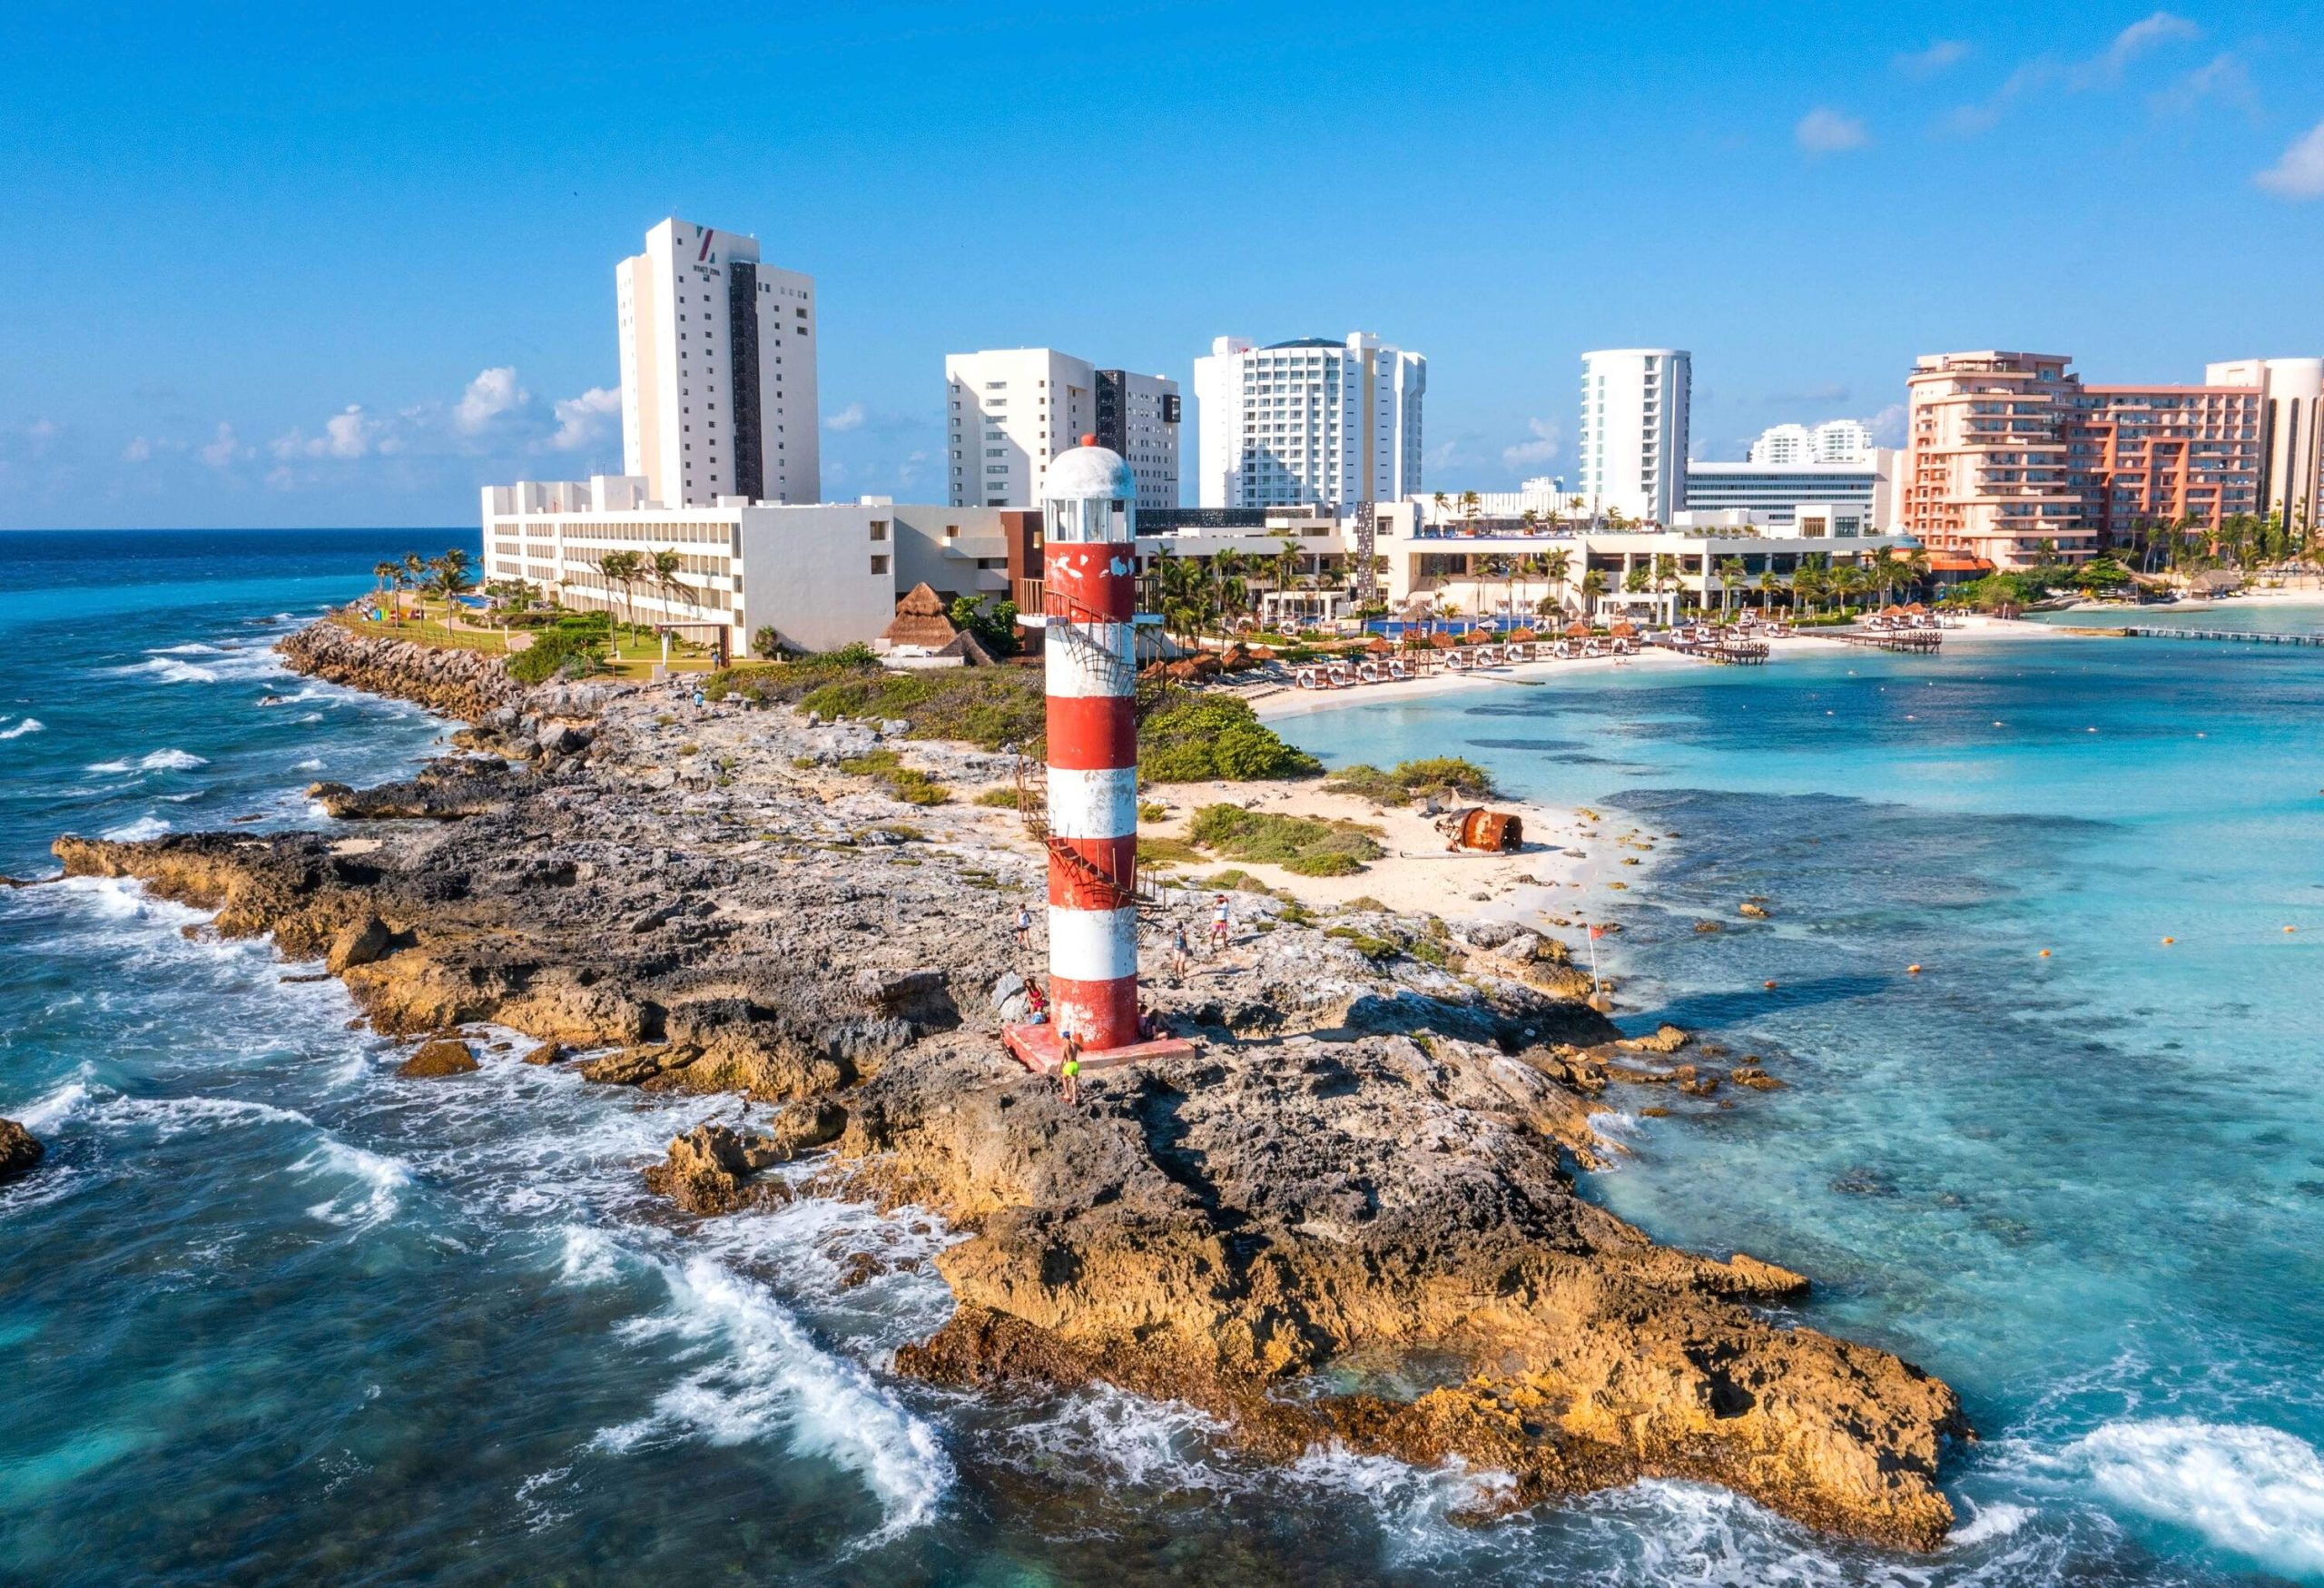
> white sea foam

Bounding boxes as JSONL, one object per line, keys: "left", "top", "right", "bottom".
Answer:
{"left": 84, "top": 759, "right": 133, "bottom": 774}
{"left": 991, "top": 1384, "right": 1235, "bottom": 1493}
{"left": 295, "top": 1139, "right": 412, "bottom": 1229}
{"left": 0, "top": 717, "right": 44, "bottom": 739}
{"left": 147, "top": 643, "right": 222, "bottom": 656}
{"left": 1949, "top": 1498, "right": 2035, "bottom": 1546}
{"left": 2076, "top": 1417, "right": 2324, "bottom": 1577}
{"left": 142, "top": 749, "right": 209, "bottom": 771}
{"left": 100, "top": 816, "right": 170, "bottom": 842}
{"left": 109, "top": 1095, "right": 315, "bottom": 1141}
{"left": 593, "top": 1254, "right": 952, "bottom": 1544}
{"left": 123, "top": 656, "right": 221, "bottom": 685}
{"left": 294, "top": 758, "right": 324, "bottom": 772}
{"left": 15, "top": 1076, "right": 93, "bottom": 1132}
{"left": 555, "top": 1225, "right": 629, "bottom": 1287}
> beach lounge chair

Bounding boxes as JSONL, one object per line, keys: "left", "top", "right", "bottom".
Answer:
{"left": 1387, "top": 657, "right": 1412, "bottom": 681}
{"left": 1581, "top": 639, "right": 1604, "bottom": 658}
{"left": 1325, "top": 663, "right": 1354, "bottom": 688}
{"left": 1292, "top": 666, "right": 1322, "bottom": 690}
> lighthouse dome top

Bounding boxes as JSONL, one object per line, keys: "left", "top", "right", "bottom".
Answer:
{"left": 1043, "top": 439, "right": 1135, "bottom": 505}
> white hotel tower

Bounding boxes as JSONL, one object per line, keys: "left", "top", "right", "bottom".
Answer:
{"left": 1193, "top": 332, "right": 1425, "bottom": 509}
{"left": 617, "top": 217, "right": 819, "bottom": 509}
{"left": 1578, "top": 348, "right": 1690, "bottom": 525}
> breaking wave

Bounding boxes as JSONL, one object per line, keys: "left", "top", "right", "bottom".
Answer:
{"left": 2076, "top": 1418, "right": 2324, "bottom": 1578}
{"left": 593, "top": 1253, "right": 952, "bottom": 1544}
{"left": 293, "top": 1138, "right": 412, "bottom": 1230}
{"left": 0, "top": 716, "right": 44, "bottom": 739}
{"left": 99, "top": 816, "right": 170, "bottom": 842}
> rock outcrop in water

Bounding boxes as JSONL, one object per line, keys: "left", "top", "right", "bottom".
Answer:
{"left": 0, "top": 1118, "right": 43, "bottom": 1185}
{"left": 50, "top": 618, "right": 1973, "bottom": 1550}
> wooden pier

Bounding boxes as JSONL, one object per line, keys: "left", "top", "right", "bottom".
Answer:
{"left": 2112, "top": 626, "right": 2324, "bottom": 647}
{"left": 1649, "top": 636, "right": 1769, "bottom": 666}
{"left": 1828, "top": 628, "right": 1945, "bottom": 653}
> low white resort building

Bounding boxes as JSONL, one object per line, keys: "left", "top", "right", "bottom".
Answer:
{"left": 482, "top": 474, "right": 1924, "bottom": 659}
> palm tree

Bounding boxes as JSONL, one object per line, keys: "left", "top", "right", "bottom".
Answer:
{"left": 1579, "top": 567, "right": 1609, "bottom": 618}
{"left": 596, "top": 549, "right": 644, "bottom": 643}
{"left": 1716, "top": 556, "right": 1747, "bottom": 618}
{"left": 1458, "top": 489, "right": 1482, "bottom": 529}
{"left": 1757, "top": 568, "right": 1780, "bottom": 612}
{"left": 371, "top": 559, "right": 399, "bottom": 608}
{"left": 651, "top": 547, "right": 690, "bottom": 619}
{"left": 1541, "top": 548, "right": 1572, "bottom": 618}
{"left": 434, "top": 547, "right": 475, "bottom": 627}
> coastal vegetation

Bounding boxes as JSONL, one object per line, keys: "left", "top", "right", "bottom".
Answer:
{"left": 832, "top": 748, "right": 950, "bottom": 805}
{"left": 1185, "top": 804, "right": 1384, "bottom": 875}
{"left": 1324, "top": 757, "right": 1498, "bottom": 805}
{"left": 1139, "top": 695, "right": 1323, "bottom": 781}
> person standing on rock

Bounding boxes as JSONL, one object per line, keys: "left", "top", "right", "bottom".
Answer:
{"left": 1169, "top": 922, "right": 1191, "bottom": 981}
{"left": 1013, "top": 902, "right": 1033, "bottom": 952}
{"left": 1209, "top": 894, "right": 1232, "bottom": 954}
{"left": 1059, "top": 1029, "right": 1082, "bottom": 1106}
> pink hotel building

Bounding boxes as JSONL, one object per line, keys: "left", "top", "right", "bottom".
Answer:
{"left": 1903, "top": 350, "right": 2288, "bottom": 569}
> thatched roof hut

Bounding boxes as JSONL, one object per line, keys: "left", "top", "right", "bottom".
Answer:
{"left": 882, "top": 583, "right": 959, "bottom": 649}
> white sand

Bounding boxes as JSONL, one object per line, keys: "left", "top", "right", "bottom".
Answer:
{"left": 1133, "top": 776, "right": 1657, "bottom": 934}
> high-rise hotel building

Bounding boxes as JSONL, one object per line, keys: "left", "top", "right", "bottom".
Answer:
{"left": 1902, "top": 350, "right": 2282, "bottom": 567}
{"left": 1578, "top": 349, "right": 1690, "bottom": 525}
{"left": 945, "top": 349, "right": 1178, "bottom": 512}
{"left": 617, "top": 217, "right": 819, "bottom": 509}
{"left": 1193, "top": 332, "right": 1425, "bottom": 509}
{"left": 2205, "top": 358, "right": 2324, "bottom": 533}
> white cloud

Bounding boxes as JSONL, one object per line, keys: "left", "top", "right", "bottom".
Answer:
{"left": 122, "top": 437, "right": 152, "bottom": 463}
{"left": 453, "top": 365, "right": 528, "bottom": 434}
{"left": 826, "top": 400, "right": 868, "bottom": 432}
{"left": 1502, "top": 419, "right": 1562, "bottom": 469}
{"left": 1867, "top": 402, "right": 1908, "bottom": 449}
{"left": 2152, "top": 53, "right": 2257, "bottom": 117}
{"left": 1796, "top": 107, "right": 1869, "bottom": 154}
{"left": 548, "top": 386, "right": 621, "bottom": 452}
{"left": 270, "top": 405, "right": 389, "bottom": 462}
{"left": 1950, "top": 13, "right": 2201, "bottom": 133}
{"left": 200, "top": 422, "right": 248, "bottom": 469}
{"left": 2255, "top": 119, "right": 2324, "bottom": 200}
{"left": 1895, "top": 40, "right": 1971, "bottom": 77}
{"left": 2076, "top": 11, "right": 2201, "bottom": 87}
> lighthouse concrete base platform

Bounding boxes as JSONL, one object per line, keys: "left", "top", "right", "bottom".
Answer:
{"left": 1002, "top": 1023, "right": 1196, "bottom": 1076}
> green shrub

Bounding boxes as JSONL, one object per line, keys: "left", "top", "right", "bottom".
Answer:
{"left": 1281, "top": 852, "right": 1365, "bottom": 876}
{"left": 800, "top": 668, "right": 1044, "bottom": 750}
{"left": 507, "top": 627, "right": 607, "bottom": 685}
{"left": 1137, "top": 836, "right": 1204, "bottom": 867}
{"left": 836, "top": 747, "right": 950, "bottom": 805}
{"left": 1187, "top": 804, "right": 1382, "bottom": 873}
{"left": 1324, "top": 757, "right": 1498, "bottom": 804}
{"left": 974, "top": 786, "right": 1021, "bottom": 808}
{"left": 1141, "top": 696, "right": 1322, "bottom": 783}
{"left": 1137, "top": 800, "right": 1168, "bottom": 822}
{"left": 1324, "top": 925, "right": 1401, "bottom": 961}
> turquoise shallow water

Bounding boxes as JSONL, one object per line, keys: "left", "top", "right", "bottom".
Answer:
{"left": 5, "top": 536, "right": 2323, "bottom": 1585}
{"left": 1295, "top": 626, "right": 2324, "bottom": 1583}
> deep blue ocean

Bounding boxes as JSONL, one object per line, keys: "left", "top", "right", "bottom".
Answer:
{"left": 5, "top": 534, "right": 2323, "bottom": 1586}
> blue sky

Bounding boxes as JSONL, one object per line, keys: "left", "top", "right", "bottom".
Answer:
{"left": 4, "top": 0, "right": 2321, "bottom": 528}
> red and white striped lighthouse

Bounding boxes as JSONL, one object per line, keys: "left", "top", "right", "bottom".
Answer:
{"left": 1037, "top": 437, "right": 1143, "bottom": 1051}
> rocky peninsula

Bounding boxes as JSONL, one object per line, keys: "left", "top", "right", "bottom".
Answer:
{"left": 50, "top": 619, "right": 1970, "bottom": 1552}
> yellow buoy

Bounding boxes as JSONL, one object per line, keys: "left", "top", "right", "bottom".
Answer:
{"left": 1907, "top": 964, "right": 1923, "bottom": 974}
{"left": 2162, "top": 936, "right": 2176, "bottom": 945}
{"left": 1763, "top": 980, "right": 1778, "bottom": 991}
{"left": 2039, "top": 949, "right": 2052, "bottom": 957}
{"left": 2286, "top": 926, "right": 2299, "bottom": 933}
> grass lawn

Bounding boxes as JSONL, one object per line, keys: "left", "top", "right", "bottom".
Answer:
{"left": 332, "top": 607, "right": 718, "bottom": 678}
